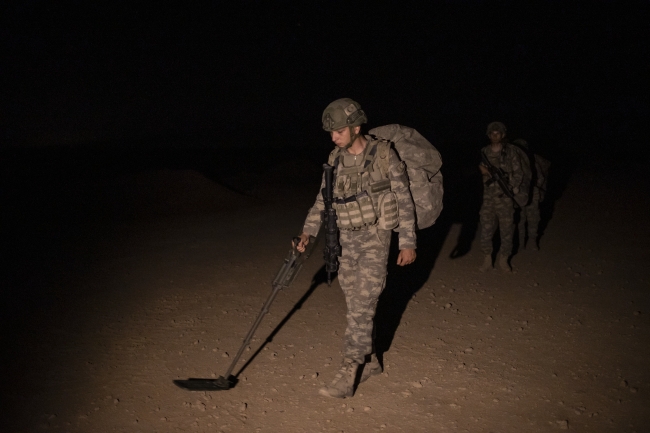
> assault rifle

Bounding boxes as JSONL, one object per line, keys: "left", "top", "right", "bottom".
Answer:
{"left": 321, "top": 163, "right": 341, "bottom": 286}
{"left": 480, "top": 150, "right": 520, "bottom": 209}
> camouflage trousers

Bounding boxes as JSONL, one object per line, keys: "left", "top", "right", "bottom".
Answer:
{"left": 518, "top": 198, "right": 541, "bottom": 242}
{"left": 338, "top": 226, "right": 392, "bottom": 364}
{"left": 479, "top": 195, "right": 515, "bottom": 256}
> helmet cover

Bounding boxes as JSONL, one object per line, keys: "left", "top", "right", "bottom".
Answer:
{"left": 322, "top": 98, "right": 367, "bottom": 131}
{"left": 486, "top": 121, "right": 507, "bottom": 135}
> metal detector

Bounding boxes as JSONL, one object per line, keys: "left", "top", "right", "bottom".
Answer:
{"left": 173, "top": 236, "right": 316, "bottom": 391}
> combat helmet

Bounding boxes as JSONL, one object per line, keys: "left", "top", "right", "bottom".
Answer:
{"left": 322, "top": 98, "right": 367, "bottom": 132}
{"left": 486, "top": 121, "right": 507, "bottom": 135}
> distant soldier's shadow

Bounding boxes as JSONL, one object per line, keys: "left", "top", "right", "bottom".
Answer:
{"left": 374, "top": 220, "right": 450, "bottom": 361}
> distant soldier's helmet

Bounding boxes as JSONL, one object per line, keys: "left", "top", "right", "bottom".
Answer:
{"left": 322, "top": 98, "right": 367, "bottom": 132}
{"left": 512, "top": 138, "right": 529, "bottom": 149}
{"left": 486, "top": 121, "right": 507, "bottom": 135}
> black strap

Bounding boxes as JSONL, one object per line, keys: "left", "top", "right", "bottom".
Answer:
{"left": 364, "top": 143, "right": 378, "bottom": 169}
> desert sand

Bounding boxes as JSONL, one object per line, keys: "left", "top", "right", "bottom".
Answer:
{"left": 1, "top": 153, "right": 648, "bottom": 433}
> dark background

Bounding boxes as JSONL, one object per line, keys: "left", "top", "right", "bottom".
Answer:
{"left": 1, "top": 1, "right": 648, "bottom": 319}
{"left": 2, "top": 1, "right": 648, "bottom": 158}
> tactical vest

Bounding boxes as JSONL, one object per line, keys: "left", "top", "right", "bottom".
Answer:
{"left": 327, "top": 138, "right": 399, "bottom": 231}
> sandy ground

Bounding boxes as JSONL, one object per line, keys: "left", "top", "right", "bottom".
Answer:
{"left": 1, "top": 157, "right": 649, "bottom": 433}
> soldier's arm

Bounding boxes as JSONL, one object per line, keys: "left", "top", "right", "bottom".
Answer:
{"left": 388, "top": 148, "right": 416, "bottom": 250}
{"left": 301, "top": 173, "right": 326, "bottom": 238}
{"left": 479, "top": 148, "right": 492, "bottom": 181}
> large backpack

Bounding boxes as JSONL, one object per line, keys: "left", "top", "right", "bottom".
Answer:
{"left": 369, "top": 124, "right": 444, "bottom": 230}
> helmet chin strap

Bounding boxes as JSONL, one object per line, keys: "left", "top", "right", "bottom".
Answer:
{"left": 344, "top": 126, "right": 358, "bottom": 150}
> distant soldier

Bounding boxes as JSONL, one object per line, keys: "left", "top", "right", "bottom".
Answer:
{"left": 512, "top": 139, "right": 551, "bottom": 250}
{"left": 478, "top": 122, "right": 525, "bottom": 272}
{"left": 296, "top": 99, "right": 417, "bottom": 398}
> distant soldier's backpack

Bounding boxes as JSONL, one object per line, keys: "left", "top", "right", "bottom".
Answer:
{"left": 369, "top": 124, "right": 444, "bottom": 230}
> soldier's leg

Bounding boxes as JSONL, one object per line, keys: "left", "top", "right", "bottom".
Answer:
{"left": 518, "top": 206, "right": 528, "bottom": 247}
{"left": 479, "top": 200, "right": 498, "bottom": 256}
{"left": 527, "top": 199, "right": 541, "bottom": 249}
{"left": 319, "top": 230, "right": 360, "bottom": 398}
{"left": 340, "top": 228, "right": 391, "bottom": 364}
{"left": 337, "top": 230, "right": 359, "bottom": 305}
{"left": 359, "top": 332, "right": 382, "bottom": 383}
{"left": 495, "top": 197, "right": 515, "bottom": 255}
{"left": 496, "top": 197, "right": 515, "bottom": 271}
{"left": 479, "top": 199, "right": 497, "bottom": 270}
{"left": 320, "top": 228, "right": 390, "bottom": 398}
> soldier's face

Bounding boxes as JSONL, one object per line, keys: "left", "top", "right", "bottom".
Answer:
{"left": 488, "top": 130, "right": 505, "bottom": 144}
{"left": 331, "top": 127, "right": 352, "bottom": 147}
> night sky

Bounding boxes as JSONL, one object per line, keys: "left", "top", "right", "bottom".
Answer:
{"left": 2, "top": 1, "right": 648, "bottom": 159}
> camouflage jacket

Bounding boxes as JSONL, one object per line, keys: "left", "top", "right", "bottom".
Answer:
{"left": 302, "top": 136, "right": 417, "bottom": 250}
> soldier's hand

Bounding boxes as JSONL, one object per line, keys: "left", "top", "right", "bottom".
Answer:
{"left": 294, "top": 233, "right": 310, "bottom": 253}
{"left": 479, "top": 164, "right": 489, "bottom": 176}
{"left": 397, "top": 249, "right": 416, "bottom": 266}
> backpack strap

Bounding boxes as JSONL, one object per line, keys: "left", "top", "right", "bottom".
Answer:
{"left": 375, "top": 139, "right": 391, "bottom": 178}
{"left": 362, "top": 140, "right": 379, "bottom": 170}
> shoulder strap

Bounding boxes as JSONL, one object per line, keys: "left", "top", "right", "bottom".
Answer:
{"left": 362, "top": 140, "right": 379, "bottom": 169}
{"left": 375, "top": 140, "right": 391, "bottom": 178}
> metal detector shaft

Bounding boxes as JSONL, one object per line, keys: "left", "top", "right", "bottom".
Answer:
{"left": 173, "top": 236, "right": 317, "bottom": 391}
{"left": 222, "top": 279, "right": 283, "bottom": 379}
{"left": 221, "top": 236, "right": 312, "bottom": 379}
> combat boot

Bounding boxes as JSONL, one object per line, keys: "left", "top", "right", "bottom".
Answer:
{"left": 359, "top": 354, "right": 382, "bottom": 383}
{"left": 319, "top": 359, "right": 358, "bottom": 398}
{"left": 479, "top": 255, "right": 492, "bottom": 272}
{"left": 498, "top": 254, "right": 511, "bottom": 272}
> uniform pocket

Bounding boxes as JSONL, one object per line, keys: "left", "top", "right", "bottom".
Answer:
{"left": 345, "top": 200, "right": 364, "bottom": 228}
{"left": 333, "top": 200, "right": 352, "bottom": 229}
{"left": 355, "top": 191, "right": 377, "bottom": 225}
{"left": 377, "top": 191, "right": 399, "bottom": 230}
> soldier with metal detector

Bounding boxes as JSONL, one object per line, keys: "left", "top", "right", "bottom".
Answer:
{"left": 295, "top": 98, "right": 417, "bottom": 398}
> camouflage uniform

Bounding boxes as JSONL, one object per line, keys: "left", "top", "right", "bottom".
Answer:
{"left": 302, "top": 136, "right": 416, "bottom": 364}
{"left": 519, "top": 154, "right": 550, "bottom": 247}
{"left": 480, "top": 144, "right": 523, "bottom": 257}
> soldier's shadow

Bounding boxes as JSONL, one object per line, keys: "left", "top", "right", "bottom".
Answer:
{"left": 374, "top": 222, "right": 448, "bottom": 362}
